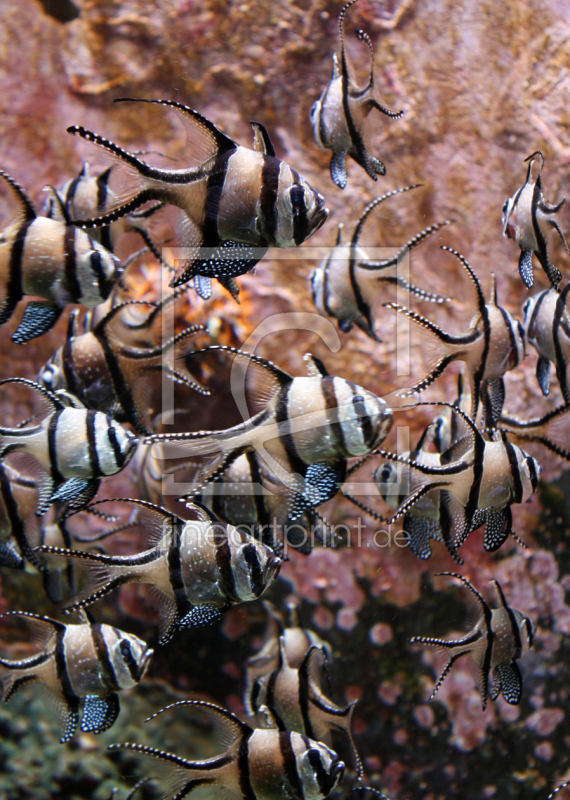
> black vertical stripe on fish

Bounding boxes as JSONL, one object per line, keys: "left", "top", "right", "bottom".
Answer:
{"left": 96, "top": 168, "right": 112, "bottom": 210}
{"left": 463, "top": 433, "right": 486, "bottom": 533}
{"left": 237, "top": 733, "right": 257, "bottom": 800}
{"left": 298, "top": 655, "right": 317, "bottom": 740}
{"left": 62, "top": 340, "right": 81, "bottom": 396}
{"left": 526, "top": 456, "right": 539, "bottom": 492}
{"left": 497, "top": 305, "right": 520, "bottom": 367}
{"left": 213, "top": 527, "right": 238, "bottom": 603}
{"left": 242, "top": 543, "right": 264, "bottom": 597}
{"left": 100, "top": 225, "right": 113, "bottom": 252}
{"left": 280, "top": 732, "right": 305, "bottom": 800}
{"left": 531, "top": 178, "right": 547, "bottom": 266}
{"left": 246, "top": 452, "right": 270, "bottom": 528}
{"left": 64, "top": 176, "right": 81, "bottom": 210}
{"left": 48, "top": 410, "right": 64, "bottom": 484}
{"left": 264, "top": 669, "right": 287, "bottom": 731}
{"left": 167, "top": 538, "right": 191, "bottom": 616}
{"left": 275, "top": 385, "right": 306, "bottom": 476}
{"left": 503, "top": 436, "right": 524, "bottom": 504}
{"left": 321, "top": 378, "right": 345, "bottom": 453}
{"left": 92, "top": 325, "right": 141, "bottom": 433}
{"left": 86, "top": 410, "right": 100, "bottom": 476}
{"left": 0, "top": 463, "right": 38, "bottom": 567}
{"left": 348, "top": 253, "right": 373, "bottom": 332}
{"left": 290, "top": 170, "right": 310, "bottom": 246}
{"left": 106, "top": 421, "right": 125, "bottom": 468}
{"left": 553, "top": 283, "right": 570, "bottom": 403}
{"left": 64, "top": 225, "right": 81, "bottom": 302}
{"left": 90, "top": 623, "right": 119, "bottom": 691}
{"left": 307, "top": 744, "right": 333, "bottom": 798}
{"left": 472, "top": 298, "right": 491, "bottom": 412}
{"left": 3, "top": 219, "right": 32, "bottom": 323}
{"left": 117, "top": 635, "right": 140, "bottom": 683}
{"left": 201, "top": 152, "right": 229, "bottom": 249}
{"left": 259, "top": 158, "right": 280, "bottom": 245}
{"left": 55, "top": 629, "right": 78, "bottom": 705}
{"left": 350, "top": 384, "right": 375, "bottom": 450}
{"left": 89, "top": 249, "right": 107, "bottom": 297}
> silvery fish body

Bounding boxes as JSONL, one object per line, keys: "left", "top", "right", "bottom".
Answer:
{"left": 146, "top": 348, "right": 393, "bottom": 522}
{"left": 387, "top": 248, "right": 525, "bottom": 426}
{"left": 522, "top": 284, "right": 570, "bottom": 402}
{"left": 38, "top": 295, "right": 208, "bottom": 435}
{"left": 411, "top": 573, "right": 534, "bottom": 709}
{"left": 67, "top": 100, "right": 328, "bottom": 300}
{"left": 41, "top": 499, "right": 281, "bottom": 644}
{"left": 311, "top": 0, "right": 403, "bottom": 188}
{"left": 311, "top": 186, "right": 451, "bottom": 340}
{"left": 110, "top": 699, "right": 345, "bottom": 800}
{"left": 502, "top": 150, "right": 568, "bottom": 289}
{"left": 0, "top": 378, "right": 137, "bottom": 514}
{"left": 0, "top": 610, "right": 152, "bottom": 742}
{"left": 0, "top": 170, "right": 121, "bottom": 344}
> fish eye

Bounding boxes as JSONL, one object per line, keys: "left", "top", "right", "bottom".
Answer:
{"left": 284, "top": 184, "right": 309, "bottom": 216}
{"left": 119, "top": 639, "right": 134, "bottom": 664}
{"left": 242, "top": 543, "right": 259, "bottom": 567}
{"left": 40, "top": 364, "right": 59, "bottom": 388}
{"left": 352, "top": 394, "right": 368, "bottom": 418}
{"left": 502, "top": 198, "right": 509, "bottom": 215}
{"left": 377, "top": 465, "right": 393, "bottom": 484}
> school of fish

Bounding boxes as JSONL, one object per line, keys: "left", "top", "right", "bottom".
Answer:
{"left": 1, "top": 0, "right": 570, "bottom": 798}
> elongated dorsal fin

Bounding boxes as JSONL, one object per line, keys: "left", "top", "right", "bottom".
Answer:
{"left": 250, "top": 122, "right": 276, "bottom": 157}
{"left": 0, "top": 169, "right": 36, "bottom": 223}
{"left": 437, "top": 572, "right": 491, "bottom": 620}
{"left": 2, "top": 609, "right": 66, "bottom": 632}
{"left": 0, "top": 377, "right": 67, "bottom": 411}
{"left": 188, "top": 499, "right": 221, "bottom": 525}
{"left": 45, "top": 187, "right": 71, "bottom": 225}
{"left": 303, "top": 353, "right": 329, "bottom": 377}
{"left": 146, "top": 699, "right": 252, "bottom": 741}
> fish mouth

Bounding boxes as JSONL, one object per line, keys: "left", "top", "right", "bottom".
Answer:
{"left": 371, "top": 407, "right": 394, "bottom": 449}
{"left": 313, "top": 194, "right": 329, "bottom": 232}
{"left": 264, "top": 554, "right": 282, "bottom": 587}
{"left": 138, "top": 647, "right": 154, "bottom": 681}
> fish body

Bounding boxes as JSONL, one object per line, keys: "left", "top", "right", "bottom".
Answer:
{"left": 0, "top": 378, "right": 137, "bottom": 514}
{"left": 387, "top": 248, "right": 525, "bottom": 425}
{"left": 0, "top": 170, "right": 121, "bottom": 344}
{"left": 0, "top": 610, "right": 152, "bottom": 742}
{"left": 311, "top": 0, "right": 403, "bottom": 188}
{"left": 110, "top": 699, "right": 345, "bottom": 800}
{"left": 311, "top": 187, "right": 451, "bottom": 340}
{"left": 38, "top": 296, "right": 208, "bottom": 434}
{"left": 146, "top": 348, "right": 392, "bottom": 521}
{"left": 502, "top": 150, "right": 568, "bottom": 288}
{"left": 410, "top": 573, "right": 534, "bottom": 709}
{"left": 41, "top": 499, "right": 281, "bottom": 644}
{"left": 67, "top": 100, "right": 328, "bottom": 299}
{"left": 522, "top": 283, "right": 570, "bottom": 402}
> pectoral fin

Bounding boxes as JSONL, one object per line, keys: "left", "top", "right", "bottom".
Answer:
{"left": 536, "top": 356, "right": 550, "bottom": 395}
{"left": 12, "top": 302, "right": 62, "bottom": 345}
{"left": 81, "top": 693, "right": 120, "bottom": 734}
{"left": 51, "top": 477, "right": 100, "bottom": 513}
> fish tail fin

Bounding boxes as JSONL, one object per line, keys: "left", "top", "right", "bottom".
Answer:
{"left": 0, "top": 664, "right": 38, "bottom": 702}
{"left": 66, "top": 126, "right": 152, "bottom": 228}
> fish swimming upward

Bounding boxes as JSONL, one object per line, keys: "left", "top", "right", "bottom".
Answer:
{"left": 67, "top": 99, "right": 328, "bottom": 300}
{"left": 311, "top": 0, "right": 403, "bottom": 188}
{"left": 0, "top": 609, "right": 152, "bottom": 742}
{"left": 38, "top": 295, "right": 209, "bottom": 435}
{"left": 109, "top": 699, "right": 345, "bottom": 800}
{"left": 145, "top": 348, "right": 393, "bottom": 522}
{"left": 502, "top": 150, "right": 569, "bottom": 289}
{"left": 244, "top": 600, "right": 332, "bottom": 715}
{"left": 0, "top": 378, "right": 137, "bottom": 514}
{"left": 40, "top": 498, "right": 281, "bottom": 644}
{"left": 250, "top": 637, "right": 363, "bottom": 780}
{"left": 44, "top": 161, "right": 167, "bottom": 265}
{"left": 377, "top": 402, "right": 541, "bottom": 562}
{"left": 311, "top": 185, "right": 451, "bottom": 340}
{"left": 0, "top": 169, "right": 122, "bottom": 344}
{"left": 410, "top": 572, "right": 534, "bottom": 709}
{"left": 386, "top": 247, "right": 525, "bottom": 426}
{"left": 522, "top": 283, "right": 570, "bottom": 404}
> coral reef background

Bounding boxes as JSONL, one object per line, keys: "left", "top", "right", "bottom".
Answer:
{"left": 1, "top": 0, "right": 570, "bottom": 798}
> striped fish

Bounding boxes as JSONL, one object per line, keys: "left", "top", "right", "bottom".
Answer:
{"left": 0, "top": 169, "right": 121, "bottom": 344}
{"left": 40, "top": 498, "right": 281, "bottom": 644}
{"left": 311, "top": 186, "right": 451, "bottom": 340}
{"left": 310, "top": 0, "right": 403, "bottom": 188}
{"left": 109, "top": 699, "right": 345, "bottom": 800}
{"left": 38, "top": 295, "right": 209, "bottom": 435}
{"left": 67, "top": 100, "right": 328, "bottom": 300}
{"left": 0, "top": 378, "right": 137, "bottom": 514}
{"left": 386, "top": 247, "right": 525, "bottom": 426}
{"left": 251, "top": 637, "right": 362, "bottom": 780}
{"left": 145, "top": 348, "right": 393, "bottom": 521}
{"left": 410, "top": 572, "right": 534, "bottom": 709}
{"left": 502, "top": 150, "right": 568, "bottom": 289}
{"left": 377, "top": 402, "right": 541, "bottom": 562}
{"left": 43, "top": 161, "right": 168, "bottom": 265}
{"left": 522, "top": 283, "right": 570, "bottom": 403}
{"left": 244, "top": 601, "right": 332, "bottom": 716}
{"left": 0, "top": 609, "right": 152, "bottom": 743}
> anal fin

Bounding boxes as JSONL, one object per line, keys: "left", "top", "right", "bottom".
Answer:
{"left": 12, "top": 302, "right": 62, "bottom": 345}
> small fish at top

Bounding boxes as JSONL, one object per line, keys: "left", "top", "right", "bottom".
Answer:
{"left": 522, "top": 283, "right": 570, "bottom": 404}
{"left": 311, "top": 0, "right": 403, "bottom": 188}
{"left": 502, "top": 150, "right": 569, "bottom": 289}
{"left": 386, "top": 247, "right": 525, "bottom": 426}
{"left": 40, "top": 498, "right": 281, "bottom": 644}
{"left": 376, "top": 402, "right": 541, "bottom": 562}
{"left": 145, "top": 348, "right": 393, "bottom": 523}
{"left": 109, "top": 699, "right": 345, "bottom": 800}
{"left": 67, "top": 99, "right": 328, "bottom": 300}
{"left": 0, "top": 169, "right": 122, "bottom": 344}
{"left": 410, "top": 572, "right": 534, "bottom": 709}
{"left": 37, "top": 294, "right": 209, "bottom": 435}
{"left": 43, "top": 161, "right": 167, "bottom": 265}
{"left": 311, "top": 185, "right": 451, "bottom": 340}
{"left": 244, "top": 600, "right": 332, "bottom": 715}
{"left": 0, "top": 609, "right": 152, "bottom": 743}
{"left": 250, "top": 637, "right": 363, "bottom": 780}
{"left": 0, "top": 378, "right": 137, "bottom": 514}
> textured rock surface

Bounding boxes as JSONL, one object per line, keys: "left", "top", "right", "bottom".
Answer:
{"left": 2, "top": 1, "right": 570, "bottom": 799}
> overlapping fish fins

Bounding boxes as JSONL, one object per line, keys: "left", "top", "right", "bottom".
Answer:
{"left": 490, "top": 661, "right": 522, "bottom": 705}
